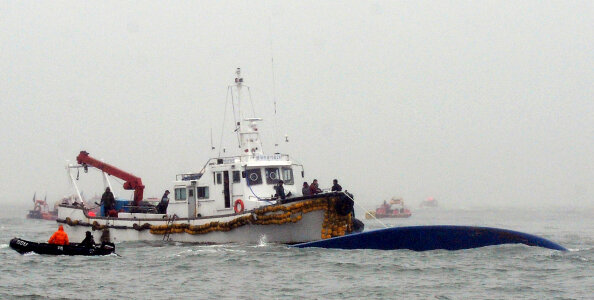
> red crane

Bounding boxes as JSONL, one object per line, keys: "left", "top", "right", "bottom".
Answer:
{"left": 76, "top": 151, "right": 145, "bottom": 207}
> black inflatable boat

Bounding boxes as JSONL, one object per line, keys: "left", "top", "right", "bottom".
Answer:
{"left": 9, "top": 238, "right": 115, "bottom": 256}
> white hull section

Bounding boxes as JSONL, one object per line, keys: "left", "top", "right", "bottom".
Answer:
{"left": 57, "top": 199, "right": 338, "bottom": 244}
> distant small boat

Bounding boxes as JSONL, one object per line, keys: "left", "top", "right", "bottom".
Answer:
{"left": 366, "top": 197, "right": 411, "bottom": 219}
{"left": 9, "top": 238, "right": 115, "bottom": 256}
{"left": 420, "top": 197, "right": 438, "bottom": 208}
{"left": 27, "top": 193, "right": 57, "bottom": 221}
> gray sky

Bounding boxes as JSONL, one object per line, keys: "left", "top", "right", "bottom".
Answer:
{"left": 1, "top": 1, "right": 592, "bottom": 209}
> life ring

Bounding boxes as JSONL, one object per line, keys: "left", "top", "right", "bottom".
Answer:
{"left": 234, "top": 199, "right": 245, "bottom": 214}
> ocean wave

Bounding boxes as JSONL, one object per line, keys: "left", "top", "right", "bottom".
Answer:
{"left": 257, "top": 235, "right": 269, "bottom": 247}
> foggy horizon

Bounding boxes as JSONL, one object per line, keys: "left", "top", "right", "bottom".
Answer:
{"left": 1, "top": 1, "right": 592, "bottom": 210}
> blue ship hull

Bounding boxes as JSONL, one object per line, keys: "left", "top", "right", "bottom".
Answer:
{"left": 293, "top": 225, "right": 567, "bottom": 251}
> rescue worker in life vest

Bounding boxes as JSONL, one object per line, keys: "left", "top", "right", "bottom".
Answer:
{"left": 48, "top": 225, "right": 69, "bottom": 245}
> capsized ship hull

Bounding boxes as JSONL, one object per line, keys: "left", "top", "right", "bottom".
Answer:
{"left": 58, "top": 193, "right": 361, "bottom": 244}
{"left": 293, "top": 225, "right": 567, "bottom": 251}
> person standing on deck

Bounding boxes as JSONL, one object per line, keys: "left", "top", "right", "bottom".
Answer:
{"left": 157, "top": 190, "right": 170, "bottom": 214}
{"left": 100, "top": 187, "right": 115, "bottom": 216}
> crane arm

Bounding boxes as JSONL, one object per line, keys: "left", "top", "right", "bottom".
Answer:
{"left": 76, "top": 151, "right": 145, "bottom": 206}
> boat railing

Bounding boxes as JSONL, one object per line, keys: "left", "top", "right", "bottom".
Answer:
{"left": 123, "top": 205, "right": 158, "bottom": 214}
{"left": 176, "top": 155, "right": 244, "bottom": 181}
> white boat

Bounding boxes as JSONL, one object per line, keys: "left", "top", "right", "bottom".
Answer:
{"left": 58, "top": 68, "right": 363, "bottom": 244}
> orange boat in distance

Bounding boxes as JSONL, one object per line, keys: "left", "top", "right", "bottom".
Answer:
{"left": 27, "top": 193, "right": 58, "bottom": 221}
{"left": 366, "top": 197, "right": 412, "bottom": 219}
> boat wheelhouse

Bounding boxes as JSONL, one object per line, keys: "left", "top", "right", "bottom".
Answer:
{"left": 169, "top": 152, "right": 302, "bottom": 218}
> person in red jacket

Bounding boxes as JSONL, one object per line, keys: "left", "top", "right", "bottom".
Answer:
{"left": 309, "top": 179, "right": 322, "bottom": 195}
{"left": 48, "top": 225, "right": 69, "bottom": 245}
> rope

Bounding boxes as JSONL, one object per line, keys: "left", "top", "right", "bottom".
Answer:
{"left": 246, "top": 175, "right": 273, "bottom": 204}
{"left": 246, "top": 175, "right": 263, "bottom": 201}
{"left": 110, "top": 176, "right": 125, "bottom": 186}
{"left": 341, "top": 191, "right": 388, "bottom": 229}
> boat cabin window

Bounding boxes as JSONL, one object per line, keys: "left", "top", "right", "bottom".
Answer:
{"left": 246, "top": 168, "right": 262, "bottom": 185}
{"left": 281, "top": 167, "right": 294, "bottom": 185}
{"left": 175, "top": 188, "right": 187, "bottom": 201}
{"left": 265, "top": 168, "right": 281, "bottom": 184}
{"left": 215, "top": 172, "right": 222, "bottom": 184}
{"left": 232, "top": 171, "right": 241, "bottom": 183}
{"left": 197, "top": 187, "right": 209, "bottom": 199}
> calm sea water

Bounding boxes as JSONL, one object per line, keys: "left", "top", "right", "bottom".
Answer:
{"left": 1, "top": 203, "right": 592, "bottom": 299}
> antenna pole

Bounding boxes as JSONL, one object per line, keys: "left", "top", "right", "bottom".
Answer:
{"left": 269, "top": 18, "right": 279, "bottom": 147}
{"left": 210, "top": 128, "right": 215, "bottom": 150}
{"left": 233, "top": 68, "right": 244, "bottom": 149}
{"left": 219, "top": 86, "right": 231, "bottom": 157}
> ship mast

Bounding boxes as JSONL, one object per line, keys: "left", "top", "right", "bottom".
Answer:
{"left": 233, "top": 68, "right": 263, "bottom": 157}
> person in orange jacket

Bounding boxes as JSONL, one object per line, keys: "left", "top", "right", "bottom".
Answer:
{"left": 48, "top": 225, "right": 69, "bottom": 245}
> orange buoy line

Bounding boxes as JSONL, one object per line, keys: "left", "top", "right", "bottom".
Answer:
{"left": 148, "top": 197, "right": 354, "bottom": 238}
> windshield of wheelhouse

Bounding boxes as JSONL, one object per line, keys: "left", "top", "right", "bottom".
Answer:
{"left": 264, "top": 167, "right": 294, "bottom": 185}
{"left": 246, "top": 168, "right": 262, "bottom": 185}
{"left": 281, "top": 167, "right": 294, "bottom": 185}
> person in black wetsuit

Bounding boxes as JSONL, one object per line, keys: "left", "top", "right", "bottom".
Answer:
{"left": 80, "top": 231, "right": 95, "bottom": 248}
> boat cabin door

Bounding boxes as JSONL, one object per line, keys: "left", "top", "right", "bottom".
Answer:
{"left": 223, "top": 171, "right": 231, "bottom": 208}
{"left": 187, "top": 187, "right": 196, "bottom": 218}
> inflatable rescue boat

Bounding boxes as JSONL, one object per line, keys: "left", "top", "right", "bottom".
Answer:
{"left": 9, "top": 238, "right": 115, "bottom": 256}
